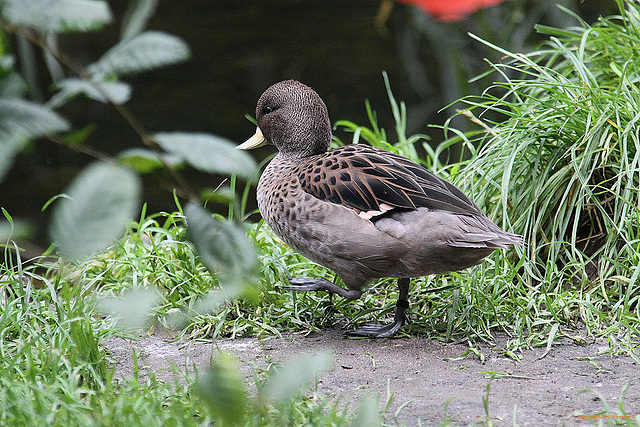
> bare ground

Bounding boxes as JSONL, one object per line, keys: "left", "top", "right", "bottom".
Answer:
{"left": 105, "top": 329, "right": 640, "bottom": 426}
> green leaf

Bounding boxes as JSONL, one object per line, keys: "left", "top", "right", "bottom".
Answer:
{"left": 41, "top": 193, "right": 70, "bottom": 212}
{"left": 117, "top": 148, "right": 182, "bottom": 174}
{"left": 121, "top": 0, "right": 158, "bottom": 42}
{"left": 0, "top": 98, "right": 70, "bottom": 140}
{"left": 88, "top": 31, "right": 190, "bottom": 77}
{"left": 0, "top": 69, "right": 28, "bottom": 99}
{"left": 96, "top": 288, "right": 160, "bottom": 331}
{"left": 50, "top": 162, "right": 142, "bottom": 259}
{"left": 0, "top": 135, "right": 27, "bottom": 182}
{"left": 0, "top": 98, "right": 70, "bottom": 181}
{"left": 350, "top": 395, "right": 382, "bottom": 427}
{"left": 260, "top": 352, "right": 333, "bottom": 405}
{"left": 48, "top": 78, "right": 132, "bottom": 107}
{"left": 196, "top": 353, "right": 248, "bottom": 426}
{"left": 62, "top": 124, "right": 96, "bottom": 146}
{"left": 117, "top": 148, "right": 165, "bottom": 174}
{"left": 3, "top": 0, "right": 112, "bottom": 33}
{"left": 184, "top": 203, "right": 258, "bottom": 289}
{"left": 154, "top": 132, "right": 257, "bottom": 180}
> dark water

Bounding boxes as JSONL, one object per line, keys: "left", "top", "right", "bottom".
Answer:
{"left": 1, "top": 0, "right": 612, "bottom": 251}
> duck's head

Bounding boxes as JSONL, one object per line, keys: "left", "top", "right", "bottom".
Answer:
{"left": 237, "top": 80, "right": 332, "bottom": 158}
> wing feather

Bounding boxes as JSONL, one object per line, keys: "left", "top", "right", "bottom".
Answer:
{"left": 298, "top": 144, "right": 482, "bottom": 216}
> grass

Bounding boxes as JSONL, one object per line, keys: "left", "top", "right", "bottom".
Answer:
{"left": 0, "top": 254, "right": 379, "bottom": 425}
{"left": 449, "top": 3, "right": 640, "bottom": 353}
{"left": 2, "top": 2, "right": 640, "bottom": 425}
{"left": 0, "top": 255, "right": 207, "bottom": 425}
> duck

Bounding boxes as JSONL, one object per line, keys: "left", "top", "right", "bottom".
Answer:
{"left": 237, "top": 80, "right": 522, "bottom": 338}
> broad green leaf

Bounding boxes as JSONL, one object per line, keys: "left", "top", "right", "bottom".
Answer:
{"left": 0, "top": 56, "right": 29, "bottom": 127}
{"left": 154, "top": 132, "right": 257, "bottom": 180}
{"left": 184, "top": 203, "right": 258, "bottom": 289}
{"left": 260, "top": 352, "right": 333, "bottom": 404}
{"left": 96, "top": 288, "right": 160, "bottom": 330}
{"left": 121, "top": 0, "right": 158, "bottom": 42}
{"left": 0, "top": 98, "right": 69, "bottom": 181}
{"left": 0, "top": 98, "right": 70, "bottom": 140}
{"left": 50, "top": 162, "right": 142, "bottom": 259}
{"left": 48, "top": 78, "right": 132, "bottom": 108}
{"left": 88, "top": 31, "right": 190, "bottom": 77}
{"left": 3, "top": 0, "right": 112, "bottom": 33}
{"left": 0, "top": 135, "right": 27, "bottom": 182}
{"left": 0, "top": 72, "right": 28, "bottom": 99}
{"left": 117, "top": 148, "right": 182, "bottom": 174}
{"left": 196, "top": 353, "right": 248, "bottom": 426}
{"left": 350, "top": 395, "right": 382, "bottom": 427}
{"left": 43, "top": 33, "right": 65, "bottom": 82}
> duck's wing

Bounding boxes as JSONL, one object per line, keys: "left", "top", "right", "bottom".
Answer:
{"left": 298, "top": 144, "right": 482, "bottom": 218}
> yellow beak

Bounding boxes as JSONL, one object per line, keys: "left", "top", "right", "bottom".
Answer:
{"left": 236, "top": 127, "right": 267, "bottom": 150}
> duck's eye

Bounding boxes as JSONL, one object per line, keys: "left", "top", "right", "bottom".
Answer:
{"left": 263, "top": 105, "right": 274, "bottom": 115}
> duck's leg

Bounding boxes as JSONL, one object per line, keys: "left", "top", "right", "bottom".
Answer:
{"left": 345, "top": 278, "right": 410, "bottom": 338}
{"left": 285, "top": 278, "right": 362, "bottom": 300}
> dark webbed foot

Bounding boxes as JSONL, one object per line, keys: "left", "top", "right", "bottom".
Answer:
{"left": 345, "top": 301, "right": 408, "bottom": 338}
{"left": 286, "top": 277, "right": 411, "bottom": 338}
{"left": 345, "top": 277, "right": 411, "bottom": 338}
{"left": 285, "top": 278, "right": 362, "bottom": 300}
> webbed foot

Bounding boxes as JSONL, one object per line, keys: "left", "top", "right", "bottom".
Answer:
{"left": 345, "top": 277, "right": 411, "bottom": 338}
{"left": 345, "top": 304, "right": 408, "bottom": 338}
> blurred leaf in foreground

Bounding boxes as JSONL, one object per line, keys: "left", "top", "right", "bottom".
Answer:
{"left": 0, "top": 98, "right": 70, "bottom": 181}
{"left": 50, "top": 162, "right": 142, "bottom": 259}
{"left": 260, "top": 351, "right": 333, "bottom": 405}
{"left": 2, "top": 0, "right": 113, "bottom": 33}
{"left": 185, "top": 203, "right": 258, "bottom": 294}
{"left": 196, "top": 353, "right": 248, "bottom": 427}
{"left": 97, "top": 288, "right": 160, "bottom": 331}
{"left": 88, "top": 31, "right": 190, "bottom": 77}
{"left": 154, "top": 132, "right": 257, "bottom": 181}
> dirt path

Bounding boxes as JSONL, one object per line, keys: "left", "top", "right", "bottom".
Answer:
{"left": 105, "top": 330, "right": 639, "bottom": 426}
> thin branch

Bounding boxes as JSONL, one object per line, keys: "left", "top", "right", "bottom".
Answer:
{"left": 47, "top": 135, "right": 114, "bottom": 164}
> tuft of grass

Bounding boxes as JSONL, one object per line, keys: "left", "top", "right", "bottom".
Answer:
{"left": 0, "top": 255, "right": 210, "bottom": 425}
{"left": 442, "top": 2, "right": 640, "bottom": 349}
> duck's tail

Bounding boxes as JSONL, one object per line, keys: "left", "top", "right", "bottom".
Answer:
{"left": 449, "top": 215, "right": 524, "bottom": 249}
{"left": 448, "top": 230, "right": 523, "bottom": 249}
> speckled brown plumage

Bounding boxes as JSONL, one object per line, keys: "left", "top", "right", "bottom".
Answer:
{"left": 238, "top": 80, "right": 523, "bottom": 337}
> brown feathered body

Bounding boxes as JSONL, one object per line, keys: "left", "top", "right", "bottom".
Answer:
{"left": 257, "top": 144, "right": 519, "bottom": 291}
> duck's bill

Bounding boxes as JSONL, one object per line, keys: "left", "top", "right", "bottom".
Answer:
{"left": 236, "top": 127, "right": 267, "bottom": 150}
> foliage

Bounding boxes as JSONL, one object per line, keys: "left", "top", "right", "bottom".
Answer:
{"left": 0, "top": 0, "right": 255, "bottom": 261}
{"left": 450, "top": 2, "right": 640, "bottom": 338}
{"left": 386, "top": 0, "right": 618, "bottom": 133}
{"left": 49, "top": 162, "right": 142, "bottom": 259}
{"left": 0, "top": 261, "right": 378, "bottom": 426}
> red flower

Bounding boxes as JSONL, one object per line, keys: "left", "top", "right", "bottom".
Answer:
{"left": 396, "top": 0, "right": 505, "bottom": 22}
